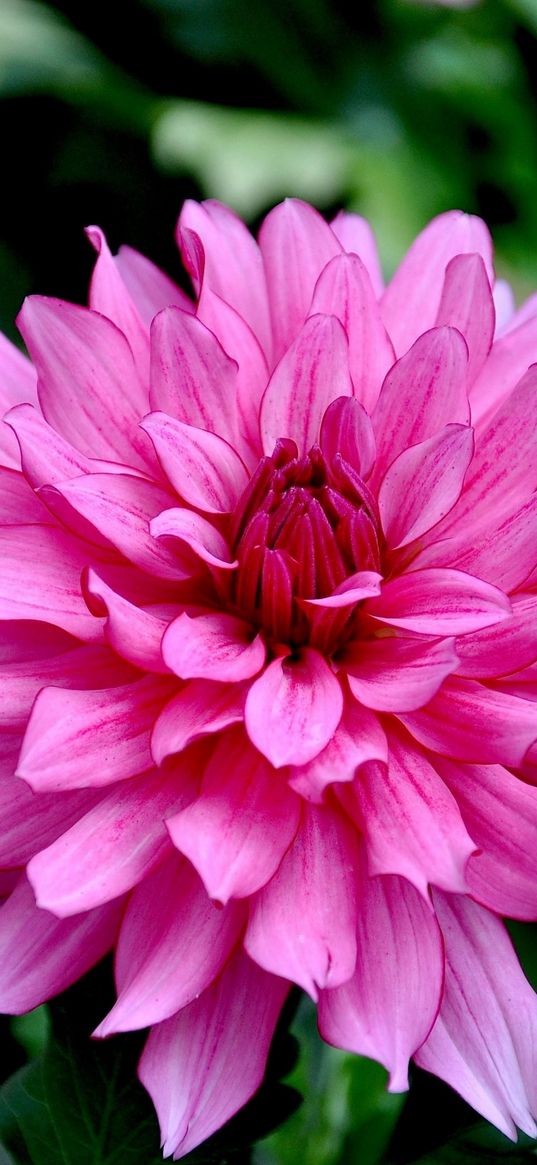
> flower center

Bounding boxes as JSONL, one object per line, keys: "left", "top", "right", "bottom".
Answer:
{"left": 231, "top": 438, "right": 381, "bottom": 652}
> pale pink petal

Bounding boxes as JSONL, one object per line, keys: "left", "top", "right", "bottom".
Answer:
{"left": 95, "top": 853, "right": 244, "bottom": 1035}
{"left": 86, "top": 226, "right": 149, "bottom": 380}
{"left": 83, "top": 568, "right": 171, "bottom": 673}
{"left": 318, "top": 861, "right": 443, "bottom": 1091}
{"left": 365, "top": 568, "right": 511, "bottom": 635}
{"left": 371, "top": 327, "right": 469, "bottom": 484}
{"left": 492, "top": 278, "right": 515, "bottom": 334}
{"left": 435, "top": 253, "right": 495, "bottom": 384}
{"left": 0, "top": 331, "right": 38, "bottom": 469}
{"left": 245, "top": 648, "right": 344, "bottom": 767}
{"left": 177, "top": 199, "right": 271, "bottom": 357}
{"left": 320, "top": 396, "right": 377, "bottom": 481}
{"left": 115, "top": 244, "right": 193, "bottom": 325}
{"left": 401, "top": 676, "right": 537, "bottom": 766}
{"left": 470, "top": 315, "right": 537, "bottom": 427}
{"left": 141, "top": 411, "right": 249, "bottom": 513}
{"left": 0, "top": 466, "right": 46, "bottom": 524}
{"left": 17, "top": 676, "right": 173, "bottom": 791}
{"left": 0, "top": 642, "right": 135, "bottom": 730}
{"left": 330, "top": 210, "right": 384, "bottom": 296}
{"left": 27, "top": 763, "right": 194, "bottom": 916}
{"left": 149, "top": 306, "right": 239, "bottom": 448}
{"left": 436, "top": 758, "right": 537, "bottom": 920}
{"left": 0, "top": 525, "right": 104, "bottom": 641}
{"left": 415, "top": 892, "right": 537, "bottom": 1139}
{"left": 52, "top": 473, "right": 188, "bottom": 580}
{"left": 0, "top": 875, "right": 122, "bottom": 1014}
{"left": 18, "top": 296, "right": 154, "bottom": 471}
{"left": 150, "top": 506, "right": 237, "bottom": 572}
{"left": 455, "top": 593, "right": 537, "bottom": 679}
{"left": 381, "top": 210, "right": 493, "bottom": 356}
{"left": 310, "top": 254, "right": 394, "bottom": 412}
{"left": 345, "top": 636, "right": 458, "bottom": 712}
{"left": 245, "top": 802, "right": 359, "bottom": 998}
{"left": 167, "top": 728, "right": 300, "bottom": 902}
{"left": 138, "top": 949, "right": 288, "bottom": 1160}
{"left": 378, "top": 425, "right": 474, "bottom": 549}
{"left": 341, "top": 729, "right": 475, "bottom": 895}
{"left": 260, "top": 314, "right": 352, "bottom": 456}
{"left": 196, "top": 289, "right": 267, "bottom": 460}
{"left": 289, "top": 690, "right": 387, "bottom": 800}
{"left": 151, "top": 680, "right": 247, "bottom": 763}
{"left": 259, "top": 198, "right": 341, "bottom": 361}
{"left": 162, "top": 612, "right": 265, "bottom": 683}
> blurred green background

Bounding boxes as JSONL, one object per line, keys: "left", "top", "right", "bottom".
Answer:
{"left": 4, "top": 1, "right": 537, "bottom": 1162}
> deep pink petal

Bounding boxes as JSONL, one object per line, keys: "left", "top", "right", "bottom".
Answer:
{"left": 0, "top": 875, "right": 122, "bottom": 1014}
{"left": 260, "top": 314, "right": 352, "bottom": 456}
{"left": 455, "top": 593, "right": 537, "bottom": 679}
{"left": 245, "top": 802, "right": 360, "bottom": 997}
{"left": 167, "top": 728, "right": 300, "bottom": 902}
{"left": 435, "top": 253, "right": 495, "bottom": 384}
{"left": 151, "top": 679, "right": 247, "bottom": 763}
{"left": 0, "top": 466, "right": 46, "bottom": 524}
{"left": 401, "top": 676, "right": 537, "bottom": 766}
{"left": 17, "top": 676, "right": 173, "bottom": 791}
{"left": 138, "top": 949, "right": 288, "bottom": 1160}
{"left": 259, "top": 198, "right": 341, "bottom": 361}
{"left": 330, "top": 210, "right": 384, "bottom": 296}
{"left": 162, "top": 612, "right": 265, "bottom": 682}
{"left": 303, "top": 570, "right": 382, "bottom": 609}
{"left": 320, "top": 396, "right": 377, "bottom": 481}
{"left": 245, "top": 648, "right": 344, "bottom": 766}
{"left": 378, "top": 425, "right": 474, "bottom": 549}
{"left": 141, "top": 411, "right": 248, "bottom": 513}
{"left": 310, "top": 254, "right": 394, "bottom": 412}
{"left": 0, "top": 525, "right": 104, "bottom": 641}
{"left": 415, "top": 892, "right": 537, "bottom": 1139}
{"left": 371, "top": 327, "right": 469, "bottom": 484}
{"left": 318, "top": 859, "right": 443, "bottom": 1091}
{"left": 95, "top": 853, "right": 244, "bottom": 1035}
{"left": 366, "top": 568, "right": 511, "bottom": 635}
{"left": 381, "top": 210, "right": 493, "bottom": 356}
{"left": 345, "top": 636, "right": 458, "bottom": 712}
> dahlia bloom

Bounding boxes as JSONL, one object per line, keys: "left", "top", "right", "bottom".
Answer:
{"left": 2, "top": 198, "right": 537, "bottom": 1156}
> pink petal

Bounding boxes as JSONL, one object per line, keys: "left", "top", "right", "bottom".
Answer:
{"left": 138, "top": 948, "right": 288, "bottom": 1160}
{"left": 260, "top": 314, "right": 352, "bottom": 456}
{"left": 378, "top": 425, "right": 474, "bottom": 549}
{"left": 167, "top": 727, "right": 300, "bottom": 902}
{"left": 345, "top": 635, "right": 458, "bottom": 712}
{"left": 0, "top": 875, "right": 122, "bottom": 1014}
{"left": 17, "top": 675, "right": 173, "bottom": 791}
{"left": 318, "top": 860, "right": 443, "bottom": 1091}
{"left": 493, "top": 278, "right": 515, "bottom": 334}
{"left": 177, "top": 199, "right": 271, "bottom": 357}
{"left": 27, "top": 763, "right": 194, "bottom": 916}
{"left": 342, "top": 729, "right": 475, "bottom": 895}
{"left": 151, "top": 679, "right": 247, "bottom": 763}
{"left": 162, "top": 612, "right": 265, "bottom": 682}
{"left": 86, "top": 225, "right": 149, "bottom": 380}
{"left": 0, "top": 525, "right": 103, "bottom": 641}
{"left": 289, "top": 686, "right": 387, "bottom": 801}
{"left": 381, "top": 210, "right": 493, "bottom": 356}
{"left": 0, "top": 642, "right": 135, "bottom": 730}
{"left": 0, "top": 331, "right": 38, "bottom": 469}
{"left": 330, "top": 210, "right": 384, "bottom": 296}
{"left": 415, "top": 892, "right": 537, "bottom": 1139}
{"left": 441, "top": 493, "right": 537, "bottom": 593}
{"left": 0, "top": 775, "right": 100, "bottom": 868}
{"left": 259, "top": 198, "right": 341, "bottom": 361}
{"left": 83, "top": 568, "right": 171, "bottom": 673}
{"left": 245, "top": 648, "right": 344, "bottom": 767}
{"left": 470, "top": 313, "right": 537, "bottom": 428}
{"left": 455, "top": 593, "right": 537, "bottom": 679}
{"left": 401, "top": 676, "right": 537, "bottom": 766}
{"left": 0, "top": 466, "right": 46, "bottom": 524}
{"left": 245, "top": 801, "right": 359, "bottom": 998}
{"left": 95, "top": 853, "right": 244, "bottom": 1035}
{"left": 310, "top": 254, "right": 394, "bottom": 412}
{"left": 141, "top": 411, "right": 248, "bottom": 513}
{"left": 150, "top": 506, "right": 237, "bottom": 572}
{"left": 320, "top": 396, "right": 377, "bottom": 481}
{"left": 53, "top": 473, "right": 188, "bottom": 580}
{"left": 5, "top": 402, "right": 92, "bottom": 488}
{"left": 435, "top": 253, "right": 495, "bottom": 384}
{"left": 303, "top": 570, "right": 382, "bottom": 609}
{"left": 17, "top": 296, "right": 154, "bottom": 472}
{"left": 371, "top": 327, "right": 470, "bottom": 484}
{"left": 149, "top": 306, "right": 239, "bottom": 448}
{"left": 0, "top": 620, "right": 76, "bottom": 665}
{"left": 196, "top": 289, "right": 267, "bottom": 460}
{"left": 366, "top": 568, "right": 511, "bottom": 635}
{"left": 436, "top": 758, "right": 537, "bottom": 920}
{"left": 115, "top": 243, "right": 193, "bottom": 325}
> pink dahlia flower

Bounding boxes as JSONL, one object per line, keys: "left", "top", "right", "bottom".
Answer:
{"left": 2, "top": 199, "right": 537, "bottom": 1156}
